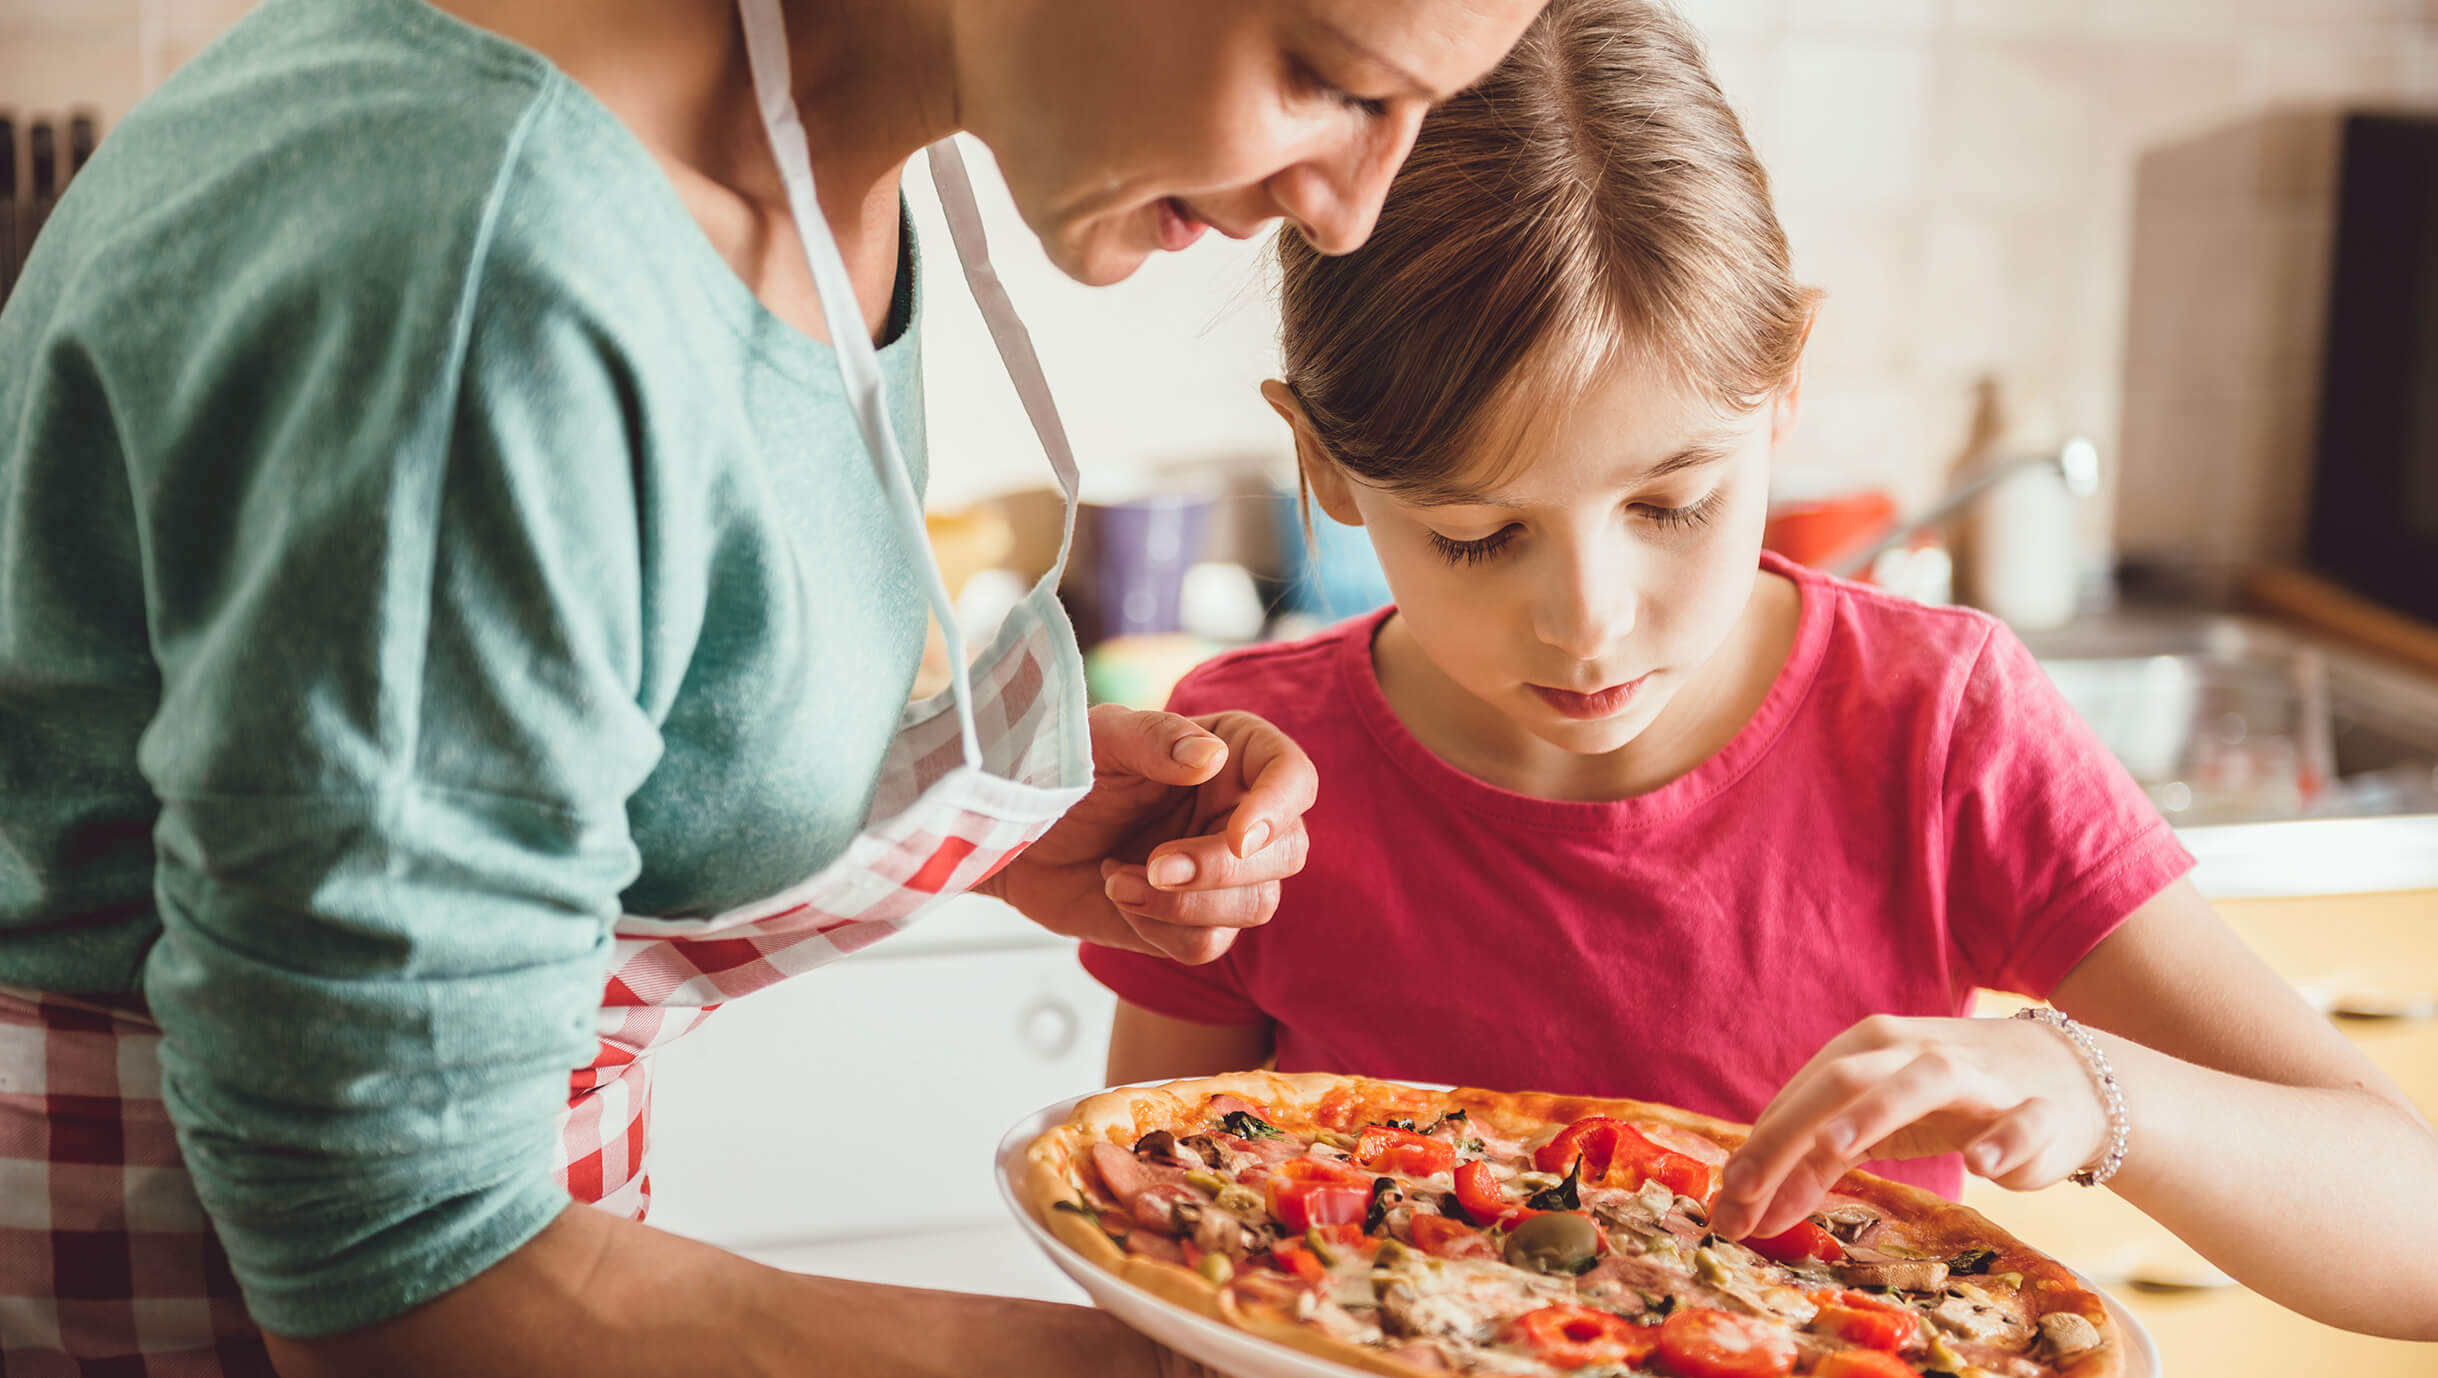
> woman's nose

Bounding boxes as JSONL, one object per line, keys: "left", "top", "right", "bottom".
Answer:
{"left": 1271, "top": 111, "right": 1424, "bottom": 256}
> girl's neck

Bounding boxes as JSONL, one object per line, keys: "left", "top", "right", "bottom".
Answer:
{"left": 1372, "top": 569, "right": 1802, "bottom": 803}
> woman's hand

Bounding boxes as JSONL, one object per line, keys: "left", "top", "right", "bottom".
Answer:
{"left": 981, "top": 704, "right": 1316, "bottom": 963}
{"left": 1708, "top": 1014, "right": 2109, "bottom": 1242}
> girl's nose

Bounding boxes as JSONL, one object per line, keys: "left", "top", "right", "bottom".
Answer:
{"left": 1533, "top": 552, "right": 1638, "bottom": 663}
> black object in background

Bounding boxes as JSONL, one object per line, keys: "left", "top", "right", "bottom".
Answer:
{"left": 69, "top": 113, "right": 96, "bottom": 178}
{"left": 0, "top": 116, "right": 16, "bottom": 309}
{"left": 26, "top": 120, "right": 54, "bottom": 260}
{"left": 2308, "top": 113, "right": 2438, "bottom": 625}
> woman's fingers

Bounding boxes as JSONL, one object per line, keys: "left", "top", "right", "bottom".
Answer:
{"left": 1203, "top": 711, "right": 1319, "bottom": 858}
{"left": 1142, "top": 819, "right": 1310, "bottom": 893}
{"left": 1088, "top": 704, "right": 1231, "bottom": 786}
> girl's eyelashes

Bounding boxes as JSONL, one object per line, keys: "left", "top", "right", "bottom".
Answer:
{"left": 1636, "top": 488, "right": 1726, "bottom": 531}
{"left": 1426, "top": 525, "right": 1518, "bottom": 567}
{"left": 1422, "top": 490, "right": 1726, "bottom": 566}
{"left": 1291, "top": 56, "right": 1390, "bottom": 119}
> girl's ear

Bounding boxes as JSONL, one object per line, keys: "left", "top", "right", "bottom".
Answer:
{"left": 1770, "top": 301, "right": 1821, "bottom": 451}
{"left": 1260, "top": 378, "right": 1366, "bottom": 528}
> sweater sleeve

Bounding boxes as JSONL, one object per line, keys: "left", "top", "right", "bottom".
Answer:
{"left": 129, "top": 84, "right": 667, "bottom": 1337}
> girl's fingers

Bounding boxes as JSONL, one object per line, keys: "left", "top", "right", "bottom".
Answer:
{"left": 1143, "top": 820, "right": 1310, "bottom": 892}
{"left": 1728, "top": 1049, "right": 2008, "bottom": 1241}
{"left": 1714, "top": 1046, "right": 1915, "bottom": 1237}
{"left": 1967, "top": 1096, "right": 2063, "bottom": 1190}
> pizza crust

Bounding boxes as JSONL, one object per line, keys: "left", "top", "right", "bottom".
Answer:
{"left": 1020, "top": 1072, "right": 2124, "bottom": 1378}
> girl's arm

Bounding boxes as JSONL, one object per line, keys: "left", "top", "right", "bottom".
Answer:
{"left": 1710, "top": 877, "right": 2438, "bottom": 1340}
{"left": 1107, "top": 998, "right": 1276, "bottom": 1086}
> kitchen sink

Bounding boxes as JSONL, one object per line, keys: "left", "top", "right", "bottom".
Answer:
{"left": 2018, "top": 611, "right": 2438, "bottom": 897}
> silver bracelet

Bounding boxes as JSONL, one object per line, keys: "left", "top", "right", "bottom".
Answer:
{"left": 2011, "top": 1006, "right": 2130, "bottom": 1188}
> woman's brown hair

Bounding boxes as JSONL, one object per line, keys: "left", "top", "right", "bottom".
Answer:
{"left": 1277, "top": 0, "right": 1812, "bottom": 500}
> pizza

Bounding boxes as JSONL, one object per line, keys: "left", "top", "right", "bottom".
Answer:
{"left": 1019, "top": 1072, "right": 2121, "bottom": 1378}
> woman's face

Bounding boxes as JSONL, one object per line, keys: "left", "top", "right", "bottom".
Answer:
{"left": 1303, "top": 353, "right": 1788, "bottom": 761}
{"left": 959, "top": 0, "right": 1545, "bottom": 285}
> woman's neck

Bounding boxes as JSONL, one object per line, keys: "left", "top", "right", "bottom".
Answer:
{"left": 428, "top": 0, "right": 961, "bottom": 341}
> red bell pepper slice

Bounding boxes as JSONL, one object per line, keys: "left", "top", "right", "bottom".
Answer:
{"left": 1267, "top": 1239, "right": 1327, "bottom": 1286}
{"left": 1355, "top": 1124, "right": 1456, "bottom": 1177}
{"left": 1407, "top": 1212, "right": 1497, "bottom": 1260}
{"left": 1535, "top": 1116, "right": 1713, "bottom": 1199}
{"left": 1267, "top": 1157, "right": 1373, "bottom": 1234}
{"left": 1745, "top": 1218, "right": 1845, "bottom": 1266}
{"left": 1807, "top": 1290, "right": 1917, "bottom": 1352}
{"left": 1452, "top": 1160, "right": 1510, "bottom": 1225}
{"left": 1507, "top": 1305, "right": 1659, "bottom": 1370}
{"left": 1655, "top": 1308, "right": 1798, "bottom": 1378}
{"left": 1813, "top": 1350, "right": 1923, "bottom": 1378}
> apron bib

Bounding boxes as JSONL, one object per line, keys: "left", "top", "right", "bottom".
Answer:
{"left": 0, "top": 0, "right": 1095, "bottom": 1363}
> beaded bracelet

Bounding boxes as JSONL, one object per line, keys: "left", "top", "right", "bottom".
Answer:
{"left": 2011, "top": 1006, "right": 2130, "bottom": 1187}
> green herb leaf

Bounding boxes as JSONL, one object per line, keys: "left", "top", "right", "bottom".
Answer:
{"left": 1222, "top": 1110, "right": 1285, "bottom": 1141}
{"left": 1526, "top": 1158, "right": 1584, "bottom": 1212}
{"left": 1948, "top": 1246, "right": 1998, "bottom": 1275}
{"left": 1364, "top": 1177, "right": 1398, "bottom": 1235}
{"left": 1052, "top": 1200, "right": 1094, "bottom": 1218}
{"left": 1379, "top": 1118, "right": 1418, "bottom": 1131}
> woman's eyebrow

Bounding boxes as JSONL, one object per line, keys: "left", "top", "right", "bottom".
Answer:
{"left": 1310, "top": 16, "right": 1451, "bottom": 103}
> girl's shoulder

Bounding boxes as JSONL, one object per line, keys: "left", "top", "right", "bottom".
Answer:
{"left": 1165, "top": 609, "right": 1385, "bottom": 729}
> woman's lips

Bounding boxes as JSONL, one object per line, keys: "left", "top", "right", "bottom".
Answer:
{"left": 1156, "top": 197, "right": 1210, "bottom": 252}
{"left": 1530, "top": 674, "right": 1650, "bottom": 720}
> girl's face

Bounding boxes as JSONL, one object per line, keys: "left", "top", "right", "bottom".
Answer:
{"left": 1282, "top": 353, "right": 1795, "bottom": 762}
{"left": 959, "top": 0, "right": 1544, "bottom": 286}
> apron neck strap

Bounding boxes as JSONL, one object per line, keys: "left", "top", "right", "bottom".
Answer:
{"left": 737, "top": 0, "right": 1090, "bottom": 769}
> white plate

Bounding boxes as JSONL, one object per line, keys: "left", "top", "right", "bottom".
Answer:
{"left": 996, "top": 1090, "right": 2163, "bottom": 1378}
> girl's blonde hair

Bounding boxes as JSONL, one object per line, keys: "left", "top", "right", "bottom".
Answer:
{"left": 1278, "top": 0, "right": 1813, "bottom": 500}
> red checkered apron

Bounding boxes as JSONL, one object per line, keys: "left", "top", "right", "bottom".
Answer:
{"left": 0, "top": 42, "right": 1096, "bottom": 1368}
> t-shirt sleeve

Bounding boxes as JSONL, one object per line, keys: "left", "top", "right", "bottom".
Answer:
{"left": 130, "top": 126, "right": 666, "bottom": 1337}
{"left": 1075, "top": 660, "right": 1272, "bottom": 1028}
{"left": 1940, "top": 623, "right": 2196, "bottom": 999}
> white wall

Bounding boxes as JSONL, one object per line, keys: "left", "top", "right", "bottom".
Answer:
{"left": 902, "top": 145, "right": 1294, "bottom": 512}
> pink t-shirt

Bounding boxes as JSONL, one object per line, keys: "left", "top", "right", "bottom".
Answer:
{"left": 1080, "top": 554, "right": 2194, "bottom": 1199}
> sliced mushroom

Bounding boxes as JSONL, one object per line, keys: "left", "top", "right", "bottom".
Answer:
{"left": 1835, "top": 1258, "right": 1949, "bottom": 1292}
{"left": 1818, "top": 1204, "right": 1883, "bottom": 1245}
{"left": 2037, "top": 1311, "right": 2104, "bottom": 1363}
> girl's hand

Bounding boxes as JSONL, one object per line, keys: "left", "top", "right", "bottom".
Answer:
{"left": 1709, "top": 1014, "right": 2111, "bottom": 1242}
{"left": 982, "top": 704, "right": 1316, "bottom": 964}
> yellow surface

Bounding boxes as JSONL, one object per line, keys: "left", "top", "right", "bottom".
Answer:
{"left": 1964, "top": 890, "right": 2438, "bottom": 1375}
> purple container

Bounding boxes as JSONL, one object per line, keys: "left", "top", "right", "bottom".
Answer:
{"left": 1077, "top": 495, "right": 1212, "bottom": 644}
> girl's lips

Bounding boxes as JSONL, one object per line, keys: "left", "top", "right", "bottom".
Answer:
{"left": 1156, "top": 197, "right": 1210, "bottom": 252}
{"left": 1531, "top": 674, "right": 1650, "bottom": 720}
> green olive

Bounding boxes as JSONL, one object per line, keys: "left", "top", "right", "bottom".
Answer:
{"left": 1198, "top": 1252, "right": 1235, "bottom": 1285}
{"left": 1502, "top": 1212, "right": 1599, "bottom": 1275}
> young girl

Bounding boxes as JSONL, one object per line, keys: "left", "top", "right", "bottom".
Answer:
{"left": 1081, "top": 0, "right": 2438, "bottom": 1341}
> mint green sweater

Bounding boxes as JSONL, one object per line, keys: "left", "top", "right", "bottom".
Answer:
{"left": 0, "top": 0, "right": 933, "bottom": 1337}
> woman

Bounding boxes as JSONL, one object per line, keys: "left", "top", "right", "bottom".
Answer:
{"left": 0, "top": 0, "right": 1544, "bottom": 1372}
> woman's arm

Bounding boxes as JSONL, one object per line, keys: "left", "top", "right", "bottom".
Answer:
{"left": 267, "top": 1206, "right": 1204, "bottom": 1378}
{"left": 1710, "top": 878, "right": 2438, "bottom": 1339}
{"left": 1107, "top": 998, "right": 1276, "bottom": 1086}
